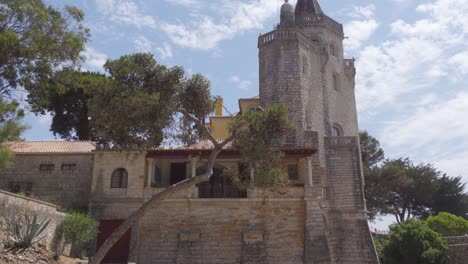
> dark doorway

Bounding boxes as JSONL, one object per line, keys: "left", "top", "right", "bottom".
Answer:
{"left": 170, "top": 163, "right": 187, "bottom": 185}
{"left": 96, "top": 220, "right": 131, "bottom": 264}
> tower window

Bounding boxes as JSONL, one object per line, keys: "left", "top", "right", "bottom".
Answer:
{"left": 332, "top": 74, "right": 339, "bottom": 91}
{"left": 267, "top": 57, "right": 274, "bottom": 76}
{"left": 332, "top": 124, "right": 343, "bottom": 137}
{"left": 302, "top": 57, "right": 308, "bottom": 77}
{"left": 286, "top": 131, "right": 297, "bottom": 146}
{"left": 284, "top": 56, "right": 292, "bottom": 74}
{"left": 330, "top": 44, "right": 336, "bottom": 56}
{"left": 111, "top": 168, "right": 128, "bottom": 188}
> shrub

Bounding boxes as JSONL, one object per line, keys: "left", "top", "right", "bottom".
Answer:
{"left": 382, "top": 220, "right": 448, "bottom": 264}
{"left": 59, "top": 212, "right": 98, "bottom": 248}
{"left": 426, "top": 212, "right": 468, "bottom": 237}
{"left": 10, "top": 213, "right": 50, "bottom": 248}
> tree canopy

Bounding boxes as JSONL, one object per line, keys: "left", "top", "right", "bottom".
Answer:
{"left": 381, "top": 220, "right": 448, "bottom": 264}
{"left": 0, "top": 99, "right": 27, "bottom": 167}
{"left": 0, "top": 0, "right": 89, "bottom": 96}
{"left": 360, "top": 131, "right": 468, "bottom": 222}
{"left": 0, "top": 0, "right": 89, "bottom": 166}
{"left": 426, "top": 212, "right": 468, "bottom": 237}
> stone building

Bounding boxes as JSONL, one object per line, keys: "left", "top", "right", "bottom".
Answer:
{"left": 0, "top": 0, "right": 380, "bottom": 263}
{"left": 87, "top": 1, "right": 379, "bottom": 263}
{"left": 0, "top": 141, "right": 95, "bottom": 210}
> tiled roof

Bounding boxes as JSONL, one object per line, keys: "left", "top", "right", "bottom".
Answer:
{"left": 5, "top": 141, "right": 96, "bottom": 154}
{"left": 239, "top": 96, "right": 260, "bottom": 101}
{"left": 147, "top": 140, "right": 316, "bottom": 157}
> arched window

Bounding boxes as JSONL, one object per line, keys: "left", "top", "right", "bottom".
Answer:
{"left": 332, "top": 124, "right": 343, "bottom": 137}
{"left": 111, "top": 168, "right": 128, "bottom": 188}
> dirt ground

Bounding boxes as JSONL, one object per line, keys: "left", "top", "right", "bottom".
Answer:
{"left": 0, "top": 246, "right": 85, "bottom": 264}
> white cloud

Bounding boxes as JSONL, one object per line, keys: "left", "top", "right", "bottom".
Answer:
{"left": 344, "top": 20, "right": 379, "bottom": 52}
{"left": 160, "top": 0, "right": 287, "bottom": 50}
{"left": 229, "top": 75, "right": 252, "bottom": 90}
{"left": 83, "top": 47, "right": 108, "bottom": 72}
{"left": 355, "top": 0, "right": 468, "bottom": 112}
{"left": 380, "top": 92, "right": 468, "bottom": 183}
{"left": 344, "top": 5, "right": 379, "bottom": 52}
{"left": 349, "top": 4, "right": 376, "bottom": 19}
{"left": 134, "top": 35, "right": 152, "bottom": 52}
{"left": 165, "top": 0, "right": 199, "bottom": 7}
{"left": 156, "top": 43, "right": 173, "bottom": 60}
{"left": 449, "top": 51, "right": 468, "bottom": 76}
{"left": 96, "top": 0, "right": 157, "bottom": 29}
{"left": 435, "top": 153, "right": 468, "bottom": 182}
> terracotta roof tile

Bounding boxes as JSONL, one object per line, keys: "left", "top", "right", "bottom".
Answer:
{"left": 5, "top": 141, "right": 96, "bottom": 154}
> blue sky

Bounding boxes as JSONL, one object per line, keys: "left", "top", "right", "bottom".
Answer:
{"left": 24, "top": 0, "right": 468, "bottom": 227}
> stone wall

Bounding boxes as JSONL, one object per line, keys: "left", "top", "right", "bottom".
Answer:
{"left": 138, "top": 198, "right": 306, "bottom": 264}
{"left": 324, "top": 137, "right": 379, "bottom": 263}
{"left": 0, "top": 190, "right": 65, "bottom": 251}
{"left": 445, "top": 236, "right": 468, "bottom": 264}
{"left": 0, "top": 154, "right": 94, "bottom": 209}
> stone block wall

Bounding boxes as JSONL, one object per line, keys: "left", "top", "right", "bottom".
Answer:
{"left": 137, "top": 199, "right": 306, "bottom": 264}
{"left": 91, "top": 151, "right": 147, "bottom": 200}
{"left": 445, "top": 236, "right": 468, "bottom": 264}
{"left": 324, "top": 137, "right": 379, "bottom": 263}
{"left": 0, "top": 154, "right": 93, "bottom": 209}
{"left": 0, "top": 190, "right": 65, "bottom": 251}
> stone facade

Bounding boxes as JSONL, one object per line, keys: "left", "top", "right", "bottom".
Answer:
{"left": 0, "top": 153, "right": 94, "bottom": 209}
{"left": 257, "top": 0, "right": 378, "bottom": 263}
{"left": 0, "top": 1, "right": 381, "bottom": 263}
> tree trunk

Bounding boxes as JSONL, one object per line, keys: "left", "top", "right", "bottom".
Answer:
{"left": 89, "top": 148, "right": 222, "bottom": 264}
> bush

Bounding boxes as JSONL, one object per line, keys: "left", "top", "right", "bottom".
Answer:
{"left": 426, "top": 212, "right": 468, "bottom": 237}
{"left": 59, "top": 212, "right": 98, "bottom": 248}
{"left": 382, "top": 220, "right": 448, "bottom": 264}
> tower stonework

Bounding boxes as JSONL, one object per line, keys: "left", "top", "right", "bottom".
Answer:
{"left": 259, "top": 1, "right": 379, "bottom": 263}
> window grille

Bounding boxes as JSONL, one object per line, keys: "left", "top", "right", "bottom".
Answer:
{"left": 39, "top": 163, "right": 55, "bottom": 172}
{"left": 111, "top": 168, "right": 128, "bottom": 188}
{"left": 61, "top": 163, "right": 76, "bottom": 172}
{"left": 197, "top": 168, "right": 247, "bottom": 199}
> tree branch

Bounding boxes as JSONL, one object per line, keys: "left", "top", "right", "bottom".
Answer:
{"left": 180, "top": 109, "right": 219, "bottom": 148}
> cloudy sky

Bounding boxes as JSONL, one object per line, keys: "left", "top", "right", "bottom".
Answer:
{"left": 27, "top": 0, "right": 467, "bottom": 225}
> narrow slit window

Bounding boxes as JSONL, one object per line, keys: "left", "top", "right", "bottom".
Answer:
{"left": 332, "top": 75, "right": 339, "bottom": 91}
{"left": 284, "top": 56, "right": 292, "bottom": 74}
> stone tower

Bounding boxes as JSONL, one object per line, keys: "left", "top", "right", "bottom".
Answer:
{"left": 259, "top": 0, "right": 379, "bottom": 263}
